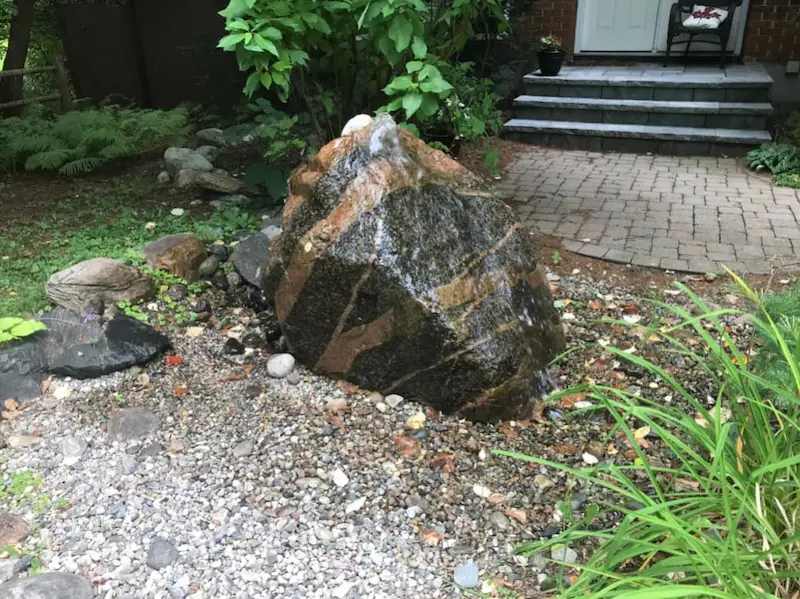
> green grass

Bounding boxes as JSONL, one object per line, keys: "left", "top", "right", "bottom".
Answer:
{"left": 496, "top": 273, "right": 800, "bottom": 599}
{"left": 0, "top": 176, "right": 260, "bottom": 316}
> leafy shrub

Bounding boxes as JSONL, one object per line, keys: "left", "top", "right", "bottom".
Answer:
{"left": 747, "top": 143, "right": 800, "bottom": 176}
{"left": 0, "top": 317, "right": 46, "bottom": 344}
{"left": 774, "top": 172, "right": 800, "bottom": 188}
{"left": 217, "top": 0, "right": 507, "bottom": 140}
{"left": 0, "top": 106, "right": 188, "bottom": 175}
{"left": 497, "top": 276, "right": 800, "bottom": 598}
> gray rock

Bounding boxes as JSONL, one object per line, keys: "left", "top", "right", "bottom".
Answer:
{"left": 45, "top": 257, "right": 154, "bottom": 315}
{"left": 120, "top": 455, "right": 138, "bottom": 475}
{"left": 453, "top": 561, "right": 480, "bottom": 588}
{"left": 218, "top": 194, "right": 249, "bottom": 206}
{"left": 231, "top": 233, "right": 271, "bottom": 288}
{"left": 107, "top": 408, "right": 159, "bottom": 442}
{"left": 286, "top": 371, "right": 301, "bottom": 385}
{"left": 157, "top": 171, "right": 171, "bottom": 184}
{"left": 0, "top": 573, "right": 92, "bottom": 599}
{"left": 551, "top": 545, "right": 578, "bottom": 564}
{"left": 139, "top": 442, "right": 164, "bottom": 457}
{"left": 196, "top": 128, "right": 227, "bottom": 148}
{"left": 175, "top": 169, "right": 243, "bottom": 194}
{"left": 226, "top": 271, "right": 243, "bottom": 288}
{"left": 489, "top": 511, "right": 510, "bottom": 531}
{"left": 0, "top": 308, "right": 170, "bottom": 402}
{"left": 195, "top": 145, "right": 221, "bottom": 164}
{"left": 267, "top": 354, "right": 295, "bottom": 378}
{"left": 233, "top": 440, "right": 254, "bottom": 457}
{"left": 0, "top": 558, "right": 21, "bottom": 582}
{"left": 164, "top": 147, "right": 213, "bottom": 176}
{"left": 197, "top": 256, "right": 220, "bottom": 278}
{"left": 59, "top": 435, "right": 88, "bottom": 466}
{"left": 261, "top": 224, "right": 282, "bottom": 242}
{"left": 0, "top": 512, "right": 28, "bottom": 546}
{"left": 146, "top": 537, "right": 179, "bottom": 570}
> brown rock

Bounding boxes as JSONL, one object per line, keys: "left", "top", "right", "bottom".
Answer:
{"left": 0, "top": 512, "right": 28, "bottom": 546}
{"left": 263, "top": 115, "right": 564, "bottom": 422}
{"left": 45, "top": 258, "right": 154, "bottom": 315}
{"left": 175, "top": 169, "right": 243, "bottom": 194}
{"left": 140, "top": 234, "right": 207, "bottom": 282}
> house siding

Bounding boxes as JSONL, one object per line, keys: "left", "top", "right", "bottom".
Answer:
{"left": 513, "top": 0, "right": 800, "bottom": 62}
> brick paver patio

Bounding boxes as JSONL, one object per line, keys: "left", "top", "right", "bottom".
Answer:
{"left": 500, "top": 148, "right": 800, "bottom": 274}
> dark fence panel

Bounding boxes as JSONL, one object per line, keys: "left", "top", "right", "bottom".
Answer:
{"left": 133, "top": 0, "right": 244, "bottom": 110}
{"left": 56, "top": 1, "right": 148, "bottom": 105}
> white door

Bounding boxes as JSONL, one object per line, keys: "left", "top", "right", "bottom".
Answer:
{"left": 578, "top": 0, "right": 662, "bottom": 52}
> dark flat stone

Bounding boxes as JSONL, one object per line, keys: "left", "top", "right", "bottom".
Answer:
{"left": 232, "top": 233, "right": 271, "bottom": 288}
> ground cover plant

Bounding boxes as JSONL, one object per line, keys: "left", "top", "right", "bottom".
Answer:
{"left": 497, "top": 274, "right": 800, "bottom": 598}
{"left": 747, "top": 113, "right": 800, "bottom": 188}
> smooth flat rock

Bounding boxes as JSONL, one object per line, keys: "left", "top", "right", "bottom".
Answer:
{"left": 45, "top": 258, "right": 154, "bottom": 315}
{"left": 263, "top": 114, "right": 564, "bottom": 421}
{"left": 107, "top": 408, "right": 159, "bottom": 442}
{"left": 453, "top": 561, "right": 480, "bottom": 588}
{"left": 0, "top": 308, "right": 170, "bottom": 401}
{"left": 0, "top": 572, "right": 92, "bottom": 599}
{"left": 140, "top": 233, "right": 207, "bottom": 282}
{"left": 231, "top": 233, "right": 271, "bottom": 288}
{"left": 175, "top": 169, "right": 243, "bottom": 194}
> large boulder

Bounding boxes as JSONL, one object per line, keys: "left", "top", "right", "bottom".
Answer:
{"left": 140, "top": 233, "right": 207, "bottom": 282}
{"left": 164, "top": 147, "right": 213, "bottom": 176}
{"left": 263, "top": 115, "right": 564, "bottom": 421}
{"left": 45, "top": 258, "right": 154, "bottom": 314}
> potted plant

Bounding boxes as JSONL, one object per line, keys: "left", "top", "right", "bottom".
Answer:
{"left": 537, "top": 34, "right": 566, "bottom": 76}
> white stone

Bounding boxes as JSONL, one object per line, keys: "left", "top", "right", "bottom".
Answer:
{"left": 341, "top": 114, "right": 373, "bottom": 137}
{"left": 345, "top": 497, "right": 366, "bottom": 514}
{"left": 384, "top": 394, "right": 403, "bottom": 408}
{"left": 171, "top": 208, "right": 185, "bottom": 217}
{"left": 267, "top": 354, "right": 296, "bottom": 378}
{"left": 332, "top": 469, "right": 349, "bottom": 488}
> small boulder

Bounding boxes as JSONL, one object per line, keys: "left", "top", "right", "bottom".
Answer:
{"left": 341, "top": 114, "right": 373, "bottom": 136}
{"left": 267, "top": 353, "right": 295, "bottom": 378}
{"left": 164, "top": 147, "right": 212, "bottom": 176}
{"left": 107, "top": 408, "right": 159, "bottom": 442}
{"left": 45, "top": 258, "right": 154, "bottom": 315}
{"left": 196, "top": 127, "right": 227, "bottom": 148}
{"left": 141, "top": 234, "right": 207, "bottom": 282}
{"left": 231, "top": 233, "right": 271, "bottom": 288}
{"left": 195, "top": 145, "right": 220, "bottom": 164}
{"left": 147, "top": 537, "right": 179, "bottom": 570}
{"left": 197, "top": 256, "right": 220, "bottom": 278}
{"left": 175, "top": 169, "right": 243, "bottom": 194}
{"left": 157, "top": 171, "right": 171, "bottom": 185}
{"left": 0, "top": 512, "right": 28, "bottom": 546}
{"left": 0, "top": 573, "right": 92, "bottom": 599}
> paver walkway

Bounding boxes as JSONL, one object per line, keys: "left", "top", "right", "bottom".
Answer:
{"left": 499, "top": 148, "right": 800, "bottom": 274}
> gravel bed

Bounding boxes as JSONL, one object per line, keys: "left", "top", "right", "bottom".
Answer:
{"left": 0, "top": 268, "right": 755, "bottom": 598}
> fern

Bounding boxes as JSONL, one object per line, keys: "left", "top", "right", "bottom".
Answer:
{"left": 0, "top": 105, "right": 189, "bottom": 175}
{"left": 59, "top": 157, "right": 106, "bottom": 175}
{"left": 747, "top": 143, "right": 800, "bottom": 175}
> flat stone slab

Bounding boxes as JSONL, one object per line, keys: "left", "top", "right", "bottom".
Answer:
{"left": 231, "top": 233, "right": 271, "bottom": 288}
{"left": 0, "top": 572, "right": 92, "bottom": 599}
{"left": 107, "top": 408, "right": 160, "bottom": 442}
{"left": 0, "top": 308, "right": 170, "bottom": 402}
{"left": 514, "top": 95, "right": 773, "bottom": 115}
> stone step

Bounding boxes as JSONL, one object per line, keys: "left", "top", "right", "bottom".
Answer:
{"left": 513, "top": 96, "right": 773, "bottom": 130}
{"left": 523, "top": 65, "right": 773, "bottom": 102}
{"left": 503, "top": 119, "right": 772, "bottom": 156}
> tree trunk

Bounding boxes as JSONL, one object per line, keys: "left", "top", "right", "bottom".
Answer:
{"left": 0, "top": 0, "right": 37, "bottom": 116}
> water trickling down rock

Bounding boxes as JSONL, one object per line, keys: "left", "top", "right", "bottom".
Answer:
{"left": 263, "top": 114, "right": 564, "bottom": 421}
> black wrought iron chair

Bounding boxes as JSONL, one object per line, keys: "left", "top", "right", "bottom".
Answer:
{"left": 665, "top": 1, "right": 743, "bottom": 69}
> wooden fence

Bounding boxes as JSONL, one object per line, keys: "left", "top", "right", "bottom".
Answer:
{"left": 0, "top": 58, "right": 73, "bottom": 112}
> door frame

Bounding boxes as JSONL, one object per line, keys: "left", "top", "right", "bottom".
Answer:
{"left": 574, "top": 0, "right": 750, "bottom": 56}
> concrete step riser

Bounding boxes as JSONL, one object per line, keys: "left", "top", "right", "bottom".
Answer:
{"left": 516, "top": 106, "right": 768, "bottom": 130}
{"left": 523, "top": 83, "right": 771, "bottom": 103}
{"left": 505, "top": 130, "right": 757, "bottom": 156}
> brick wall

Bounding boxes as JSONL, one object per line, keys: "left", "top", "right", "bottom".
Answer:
{"left": 743, "top": 0, "right": 800, "bottom": 61}
{"left": 513, "top": 0, "right": 578, "bottom": 57}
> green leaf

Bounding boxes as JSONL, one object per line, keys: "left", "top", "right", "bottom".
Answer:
{"left": 219, "top": 0, "right": 248, "bottom": 18}
{"left": 388, "top": 16, "right": 413, "bottom": 53}
{"left": 0, "top": 331, "right": 13, "bottom": 344}
{"left": 0, "top": 317, "right": 24, "bottom": 332}
{"left": 9, "top": 320, "right": 46, "bottom": 339}
{"left": 419, "top": 78, "right": 453, "bottom": 94}
{"left": 401, "top": 92, "right": 423, "bottom": 119}
{"left": 406, "top": 61, "right": 424, "bottom": 73}
{"left": 253, "top": 34, "right": 279, "bottom": 56}
{"left": 411, "top": 36, "right": 427, "bottom": 59}
{"left": 385, "top": 76, "right": 414, "bottom": 94}
{"left": 228, "top": 20, "right": 250, "bottom": 31}
{"left": 261, "top": 27, "right": 282, "bottom": 40}
{"left": 260, "top": 72, "right": 273, "bottom": 88}
{"left": 218, "top": 33, "right": 247, "bottom": 49}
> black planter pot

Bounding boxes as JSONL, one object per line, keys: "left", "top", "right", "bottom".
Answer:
{"left": 537, "top": 50, "right": 566, "bottom": 76}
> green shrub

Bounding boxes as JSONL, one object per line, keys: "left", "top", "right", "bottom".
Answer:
{"left": 747, "top": 143, "right": 800, "bottom": 176}
{"left": 774, "top": 172, "right": 800, "bottom": 188}
{"left": 0, "top": 106, "right": 188, "bottom": 175}
{"left": 217, "top": 0, "right": 507, "bottom": 140}
{"left": 497, "top": 275, "right": 800, "bottom": 599}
